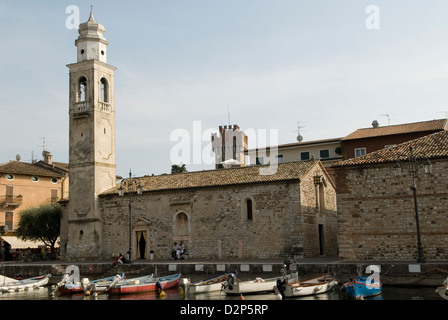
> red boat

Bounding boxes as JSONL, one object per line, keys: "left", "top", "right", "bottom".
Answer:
{"left": 108, "top": 273, "right": 181, "bottom": 295}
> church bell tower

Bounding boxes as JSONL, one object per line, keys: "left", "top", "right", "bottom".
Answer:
{"left": 64, "top": 11, "right": 117, "bottom": 260}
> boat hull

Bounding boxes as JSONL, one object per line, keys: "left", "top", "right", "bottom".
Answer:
{"left": 343, "top": 276, "right": 382, "bottom": 299}
{"left": 224, "top": 273, "right": 298, "bottom": 295}
{"left": 186, "top": 271, "right": 237, "bottom": 294}
{"left": 0, "top": 274, "right": 51, "bottom": 293}
{"left": 284, "top": 279, "right": 337, "bottom": 297}
{"left": 189, "top": 282, "right": 223, "bottom": 294}
{"left": 108, "top": 273, "right": 181, "bottom": 295}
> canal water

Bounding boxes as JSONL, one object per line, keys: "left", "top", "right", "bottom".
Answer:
{"left": 0, "top": 283, "right": 442, "bottom": 300}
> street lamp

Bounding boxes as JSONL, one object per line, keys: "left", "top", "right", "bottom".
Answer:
{"left": 118, "top": 169, "right": 143, "bottom": 263}
{"left": 394, "top": 145, "right": 431, "bottom": 263}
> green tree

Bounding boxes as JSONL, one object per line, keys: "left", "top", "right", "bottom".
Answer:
{"left": 171, "top": 164, "right": 187, "bottom": 174}
{"left": 16, "top": 203, "right": 61, "bottom": 256}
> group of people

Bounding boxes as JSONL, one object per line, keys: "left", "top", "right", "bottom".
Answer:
{"left": 112, "top": 253, "right": 126, "bottom": 266}
{"left": 171, "top": 241, "right": 185, "bottom": 260}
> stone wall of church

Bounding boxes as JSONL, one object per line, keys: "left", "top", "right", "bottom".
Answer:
{"left": 99, "top": 168, "right": 338, "bottom": 261}
{"left": 335, "top": 159, "right": 448, "bottom": 261}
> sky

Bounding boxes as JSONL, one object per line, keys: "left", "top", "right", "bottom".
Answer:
{"left": 1, "top": 0, "right": 448, "bottom": 178}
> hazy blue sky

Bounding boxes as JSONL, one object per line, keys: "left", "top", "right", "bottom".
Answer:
{"left": 1, "top": 1, "right": 448, "bottom": 177}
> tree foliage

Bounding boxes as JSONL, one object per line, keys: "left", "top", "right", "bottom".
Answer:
{"left": 171, "top": 164, "right": 187, "bottom": 174}
{"left": 16, "top": 203, "right": 61, "bottom": 253}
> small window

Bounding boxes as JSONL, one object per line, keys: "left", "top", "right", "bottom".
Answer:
{"left": 275, "top": 155, "right": 284, "bottom": 163}
{"left": 5, "top": 212, "right": 13, "bottom": 231}
{"left": 31, "top": 176, "right": 39, "bottom": 182}
{"left": 300, "top": 152, "right": 310, "bottom": 161}
{"left": 256, "top": 157, "right": 264, "bottom": 165}
{"left": 320, "top": 149, "right": 330, "bottom": 158}
{"left": 246, "top": 199, "right": 253, "bottom": 220}
{"left": 51, "top": 178, "right": 58, "bottom": 184}
{"left": 5, "top": 174, "right": 14, "bottom": 181}
{"left": 355, "top": 148, "right": 366, "bottom": 157}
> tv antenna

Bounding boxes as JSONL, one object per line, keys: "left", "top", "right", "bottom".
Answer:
{"left": 381, "top": 114, "right": 396, "bottom": 126}
{"left": 38, "top": 137, "right": 51, "bottom": 151}
{"left": 292, "top": 122, "right": 306, "bottom": 142}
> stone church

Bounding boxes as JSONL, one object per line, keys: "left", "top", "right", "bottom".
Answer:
{"left": 59, "top": 12, "right": 338, "bottom": 261}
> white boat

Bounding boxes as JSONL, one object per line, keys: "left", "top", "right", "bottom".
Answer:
{"left": 223, "top": 272, "right": 298, "bottom": 295}
{"left": 435, "top": 276, "right": 448, "bottom": 300}
{"left": 0, "top": 274, "right": 51, "bottom": 293}
{"left": 183, "top": 271, "right": 237, "bottom": 294}
{"left": 81, "top": 273, "right": 125, "bottom": 295}
{"left": 274, "top": 272, "right": 337, "bottom": 298}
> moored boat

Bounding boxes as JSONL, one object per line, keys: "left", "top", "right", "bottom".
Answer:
{"left": 183, "top": 271, "right": 237, "bottom": 294}
{"left": 0, "top": 274, "right": 51, "bottom": 293}
{"left": 274, "top": 272, "right": 337, "bottom": 299}
{"left": 435, "top": 276, "right": 448, "bottom": 300}
{"left": 55, "top": 273, "right": 125, "bottom": 295}
{"left": 341, "top": 276, "right": 382, "bottom": 299}
{"left": 223, "top": 272, "right": 298, "bottom": 295}
{"left": 108, "top": 273, "right": 181, "bottom": 295}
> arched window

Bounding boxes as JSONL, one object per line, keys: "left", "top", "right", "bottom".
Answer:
{"left": 246, "top": 199, "right": 253, "bottom": 220}
{"left": 175, "top": 212, "right": 189, "bottom": 235}
{"left": 100, "top": 78, "right": 108, "bottom": 102}
{"left": 78, "top": 76, "right": 87, "bottom": 102}
{"left": 241, "top": 196, "right": 255, "bottom": 222}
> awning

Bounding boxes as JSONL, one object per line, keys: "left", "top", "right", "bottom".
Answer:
{"left": 0, "top": 236, "right": 47, "bottom": 249}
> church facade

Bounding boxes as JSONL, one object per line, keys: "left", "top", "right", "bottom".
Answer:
{"left": 60, "top": 12, "right": 338, "bottom": 261}
{"left": 99, "top": 160, "right": 338, "bottom": 260}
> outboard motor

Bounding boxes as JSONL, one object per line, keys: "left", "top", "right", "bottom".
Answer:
{"left": 156, "top": 281, "right": 162, "bottom": 292}
{"left": 276, "top": 278, "right": 286, "bottom": 299}
{"left": 283, "top": 258, "right": 293, "bottom": 272}
{"left": 225, "top": 273, "right": 235, "bottom": 290}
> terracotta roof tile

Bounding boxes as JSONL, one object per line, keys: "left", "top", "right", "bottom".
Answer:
{"left": 342, "top": 119, "right": 447, "bottom": 140}
{"left": 101, "top": 160, "right": 319, "bottom": 195}
{"left": 333, "top": 131, "right": 448, "bottom": 167}
{"left": 0, "top": 161, "right": 67, "bottom": 177}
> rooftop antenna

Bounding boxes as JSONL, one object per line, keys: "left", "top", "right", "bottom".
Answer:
{"left": 38, "top": 137, "right": 51, "bottom": 151}
{"left": 26, "top": 151, "right": 36, "bottom": 164}
{"left": 381, "top": 114, "right": 390, "bottom": 126}
{"left": 381, "top": 114, "right": 396, "bottom": 126}
{"left": 292, "top": 122, "right": 306, "bottom": 142}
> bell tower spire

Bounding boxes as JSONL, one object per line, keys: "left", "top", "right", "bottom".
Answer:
{"left": 75, "top": 7, "right": 108, "bottom": 63}
{"left": 62, "top": 11, "right": 117, "bottom": 261}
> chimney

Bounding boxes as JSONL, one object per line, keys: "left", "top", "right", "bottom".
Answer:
{"left": 42, "top": 151, "right": 53, "bottom": 165}
{"left": 372, "top": 120, "right": 379, "bottom": 128}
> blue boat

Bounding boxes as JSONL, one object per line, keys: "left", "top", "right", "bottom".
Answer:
{"left": 342, "top": 276, "right": 382, "bottom": 299}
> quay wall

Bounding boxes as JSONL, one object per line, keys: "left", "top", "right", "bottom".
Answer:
{"left": 1, "top": 261, "right": 448, "bottom": 287}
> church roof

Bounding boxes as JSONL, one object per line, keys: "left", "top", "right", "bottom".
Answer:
{"left": 333, "top": 130, "right": 448, "bottom": 167}
{"left": 342, "top": 118, "right": 447, "bottom": 141}
{"left": 101, "top": 160, "right": 320, "bottom": 195}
